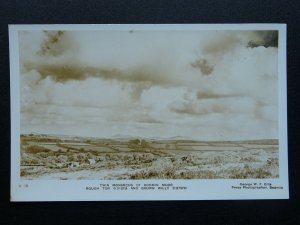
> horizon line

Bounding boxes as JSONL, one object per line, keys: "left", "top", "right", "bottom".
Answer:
{"left": 20, "top": 132, "right": 279, "bottom": 142}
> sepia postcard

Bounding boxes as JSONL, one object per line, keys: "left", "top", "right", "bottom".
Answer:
{"left": 9, "top": 24, "right": 288, "bottom": 201}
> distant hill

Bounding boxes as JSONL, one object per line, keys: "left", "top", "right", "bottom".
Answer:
{"left": 21, "top": 133, "right": 278, "bottom": 145}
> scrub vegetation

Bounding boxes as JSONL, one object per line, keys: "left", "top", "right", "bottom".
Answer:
{"left": 20, "top": 134, "right": 279, "bottom": 180}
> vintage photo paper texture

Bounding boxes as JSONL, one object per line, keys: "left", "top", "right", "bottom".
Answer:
{"left": 10, "top": 24, "right": 288, "bottom": 201}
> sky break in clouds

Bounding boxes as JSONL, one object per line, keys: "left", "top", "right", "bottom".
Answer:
{"left": 19, "top": 29, "right": 279, "bottom": 140}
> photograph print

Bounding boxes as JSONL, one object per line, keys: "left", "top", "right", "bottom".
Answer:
{"left": 16, "top": 26, "right": 283, "bottom": 181}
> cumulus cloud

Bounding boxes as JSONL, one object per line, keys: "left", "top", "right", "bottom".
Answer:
{"left": 19, "top": 29, "right": 279, "bottom": 140}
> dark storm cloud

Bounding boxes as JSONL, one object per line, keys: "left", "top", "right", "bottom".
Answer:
{"left": 25, "top": 63, "right": 120, "bottom": 81}
{"left": 196, "top": 91, "right": 240, "bottom": 99}
{"left": 201, "top": 31, "right": 243, "bottom": 56}
{"left": 191, "top": 59, "right": 214, "bottom": 75}
{"left": 247, "top": 31, "right": 278, "bottom": 48}
{"left": 24, "top": 62, "right": 173, "bottom": 86}
{"left": 39, "top": 31, "right": 65, "bottom": 56}
{"left": 38, "top": 31, "right": 79, "bottom": 57}
{"left": 23, "top": 30, "right": 175, "bottom": 86}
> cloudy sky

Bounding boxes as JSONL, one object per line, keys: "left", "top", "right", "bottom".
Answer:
{"left": 18, "top": 29, "right": 278, "bottom": 140}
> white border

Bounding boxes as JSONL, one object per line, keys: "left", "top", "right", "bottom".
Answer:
{"left": 9, "top": 24, "right": 288, "bottom": 201}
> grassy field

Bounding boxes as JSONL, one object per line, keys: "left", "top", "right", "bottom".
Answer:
{"left": 20, "top": 134, "right": 279, "bottom": 180}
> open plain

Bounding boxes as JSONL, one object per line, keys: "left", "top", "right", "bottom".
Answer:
{"left": 20, "top": 134, "right": 279, "bottom": 180}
